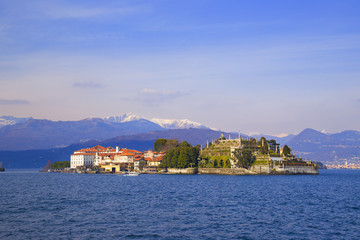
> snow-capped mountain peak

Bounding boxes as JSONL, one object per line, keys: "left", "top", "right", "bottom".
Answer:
{"left": 0, "top": 116, "right": 32, "bottom": 128}
{"left": 150, "top": 118, "right": 207, "bottom": 129}
{"left": 104, "top": 113, "right": 143, "bottom": 123}
{"left": 104, "top": 113, "right": 212, "bottom": 130}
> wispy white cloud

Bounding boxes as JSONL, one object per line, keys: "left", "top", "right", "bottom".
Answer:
{"left": 140, "top": 88, "right": 188, "bottom": 99}
{"left": 0, "top": 98, "right": 29, "bottom": 105}
{"left": 73, "top": 82, "right": 104, "bottom": 89}
{"left": 123, "top": 88, "right": 189, "bottom": 106}
{"left": 44, "top": 6, "right": 139, "bottom": 19}
{"left": 33, "top": 1, "right": 150, "bottom": 20}
{"left": 138, "top": 20, "right": 280, "bottom": 32}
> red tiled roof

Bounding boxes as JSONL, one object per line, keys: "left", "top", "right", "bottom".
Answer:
{"left": 146, "top": 156, "right": 162, "bottom": 162}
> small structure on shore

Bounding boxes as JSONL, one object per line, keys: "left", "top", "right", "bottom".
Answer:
{"left": 42, "top": 160, "right": 52, "bottom": 172}
{"left": 0, "top": 161, "right": 4, "bottom": 172}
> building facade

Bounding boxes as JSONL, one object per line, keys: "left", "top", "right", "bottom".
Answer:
{"left": 70, "top": 154, "right": 95, "bottom": 168}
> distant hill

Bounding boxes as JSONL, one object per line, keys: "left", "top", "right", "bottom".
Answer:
{"left": 248, "top": 133, "right": 296, "bottom": 145}
{"left": 0, "top": 114, "right": 216, "bottom": 151}
{"left": 287, "top": 128, "right": 360, "bottom": 164}
{"left": 0, "top": 118, "right": 164, "bottom": 151}
{"left": 0, "top": 116, "right": 32, "bottom": 128}
{"left": 0, "top": 128, "right": 225, "bottom": 168}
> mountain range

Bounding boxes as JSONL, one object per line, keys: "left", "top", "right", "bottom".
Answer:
{"left": 0, "top": 113, "right": 215, "bottom": 151}
{"left": 0, "top": 116, "right": 33, "bottom": 128}
{"left": 287, "top": 128, "right": 360, "bottom": 165}
{"left": 0, "top": 117, "right": 164, "bottom": 150}
{"left": 0, "top": 114, "right": 359, "bottom": 168}
{"left": 103, "top": 113, "right": 213, "bottom": 130}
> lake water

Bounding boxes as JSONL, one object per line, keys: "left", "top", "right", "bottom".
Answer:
{"left": 0, "top": 170, "right": 359, "bottom": 239}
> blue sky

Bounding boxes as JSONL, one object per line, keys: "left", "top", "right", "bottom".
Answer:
{"left": 0, "top": 0, "right": 359, "bottom": 135}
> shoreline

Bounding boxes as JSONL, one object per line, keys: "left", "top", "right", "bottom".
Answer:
{"left": 50, "top": 167, "right": 319, "bottom": 175}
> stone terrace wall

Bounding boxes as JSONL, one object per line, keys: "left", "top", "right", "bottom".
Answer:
{"left": 198, "top": 168, "right": 256, "bottom": 175}
{"left": 250, "top": 164, "right": 272, "bottom": 174}
{"left": 166, "top": 168, "right": 198, "bottom": 174}
{"left": 250, "top": 164, "right": 319, "bottom": 175}
{"left": 273, "top": 165, "right": 319, "bottom": 175}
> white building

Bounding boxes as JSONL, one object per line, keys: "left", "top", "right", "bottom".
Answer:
{"left": 114, "top": 153, "right": 135, "bottom": 164}
{"left": 70, "top": 153, "right": 95, "bottom": 168}
{"left": 144, "top": 150, "right": 155, "bottom": 159}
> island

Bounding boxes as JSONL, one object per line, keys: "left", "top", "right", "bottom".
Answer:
{"left": 52, "top": 133, "right": 318, "bottom": 175}
{"left": 197, "top": 133, "right": 318, "bottom": 175}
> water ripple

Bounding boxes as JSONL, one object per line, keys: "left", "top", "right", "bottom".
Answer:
{"left": 0, "top": 170, "right": 360, "bottom": 239}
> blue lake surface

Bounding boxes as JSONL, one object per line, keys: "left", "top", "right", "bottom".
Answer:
{"left": 0, "top": 169, "right": 359, "bottom": 239}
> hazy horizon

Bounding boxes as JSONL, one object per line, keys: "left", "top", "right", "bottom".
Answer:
{"left": 1, "top": 0, "right": 359, "bottom": 135}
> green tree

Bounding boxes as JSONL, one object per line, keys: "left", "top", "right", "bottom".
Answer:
{"left": 258, "top": 137, "right": 269, "bottom": 154}
{"left": 154, "top": 138, "right": 179, "bottom": 152}
{"left": 139, "top": 161, "right": 147, "bottom": 171}
{"left": 213, "top": 159, "right": 218, "bottom": 168}
{"left": 154, "top": 138, "right": 167, "bottom": 152}
{"left": 268, "top": 139, "right": 277, "bottom": 145}
{"left": 224, "top": 159, "right": 231, "bottom": 168}
{"left": 219, "top": 159, "right": 224, "bottom": 168}
{"left": 234, "top": 149, "right": 255, "bottom": 169}
{"left": 170, "top": 148, "right": 180, "bottom": 168}
{"left": 51, "top": 161, "right": 70, "bottom": 169}
{"left": 179, "top": 141, "right": 192, "bottom": 148}
{"left": 283, "top": 145, "right": 291, "bottom": 156}
{"left": 161, "top": 141, "right": 200, "bottom": 168}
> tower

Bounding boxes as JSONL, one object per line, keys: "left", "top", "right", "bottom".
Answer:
{"left": 239, "top": 131, "right": 242, "bottom": 146}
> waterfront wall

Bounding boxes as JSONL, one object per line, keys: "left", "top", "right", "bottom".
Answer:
{"left": 161, "top": 166, "right": 317, "bottom": 175}
{"left": 166, "top": 168, "right": 198, "bottom": 174}
{"left": 250, "top": 164, "right": 272, "bottom": 174}
{"left": 198, "top": 168, "right": 256, "bottom": 175}
{"left": 273, "top": 165, "right": 319, "bottom": 175}
{"left": 250, "top": 164, "right": 318, "bottom": 175}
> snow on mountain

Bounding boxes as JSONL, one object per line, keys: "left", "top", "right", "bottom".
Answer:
{"left": 104, "top": 113, "right": 143, "bottom": 123}
{"left": 0, "top": 116, "right": 32, "bottom": 128}
{"left": 0, "top": 113, "right": 212, "bottom": 130}
{"left": 150, "top": 118, "right": 209, "bottom": 129}
{"left": 104, "top": 113, "right": 212, "bottom": 130}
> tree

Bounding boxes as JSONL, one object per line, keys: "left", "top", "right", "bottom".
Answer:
{"left": 161, "top": 141, "right": 200, "bottom": 168}
{"left": 219, "top": 159, "right": 224, "bottom": 168}
{"left": 154, "top": 138, "right": 179, "bottom": 152}
{"left": 43, "top": 160, "right": 52, "bottom": 171}
{"left": 224, "top": 159, "right": 231, "bottom": 168}
{"left": 179, "top": 141, "right": 191, "bottom": 148}
{"left": 139, "top": 161, "right": 147, "bottom": 171}
{"left": 51, "top": 161, "right": 70, "bottom": 169}
{"left": 154, "top": 138, "right": 167, "bottom": 152}
{"left": 170, "top": 148, "right": 180, "bottom": 168}
{"left": 283, "top": 145, "right": 291, "bottom": 156}
{"left": 234, "top": 149, "right": 255, "bottom": 169}
{"left": 213, "top": 159, "right": 218, "bottom": 168}
{"left": 258, "top": 137, "right": 269, "bottom": 154}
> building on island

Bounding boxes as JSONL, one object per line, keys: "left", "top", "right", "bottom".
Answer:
{"left": 70, "top": 145, "right": 164, "bottom": 173}
{"left": 199, "top": 132, "right": 318, "bottom": 175}
{"left": 70, "top": 153, "right": 95, "bottom": 169}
